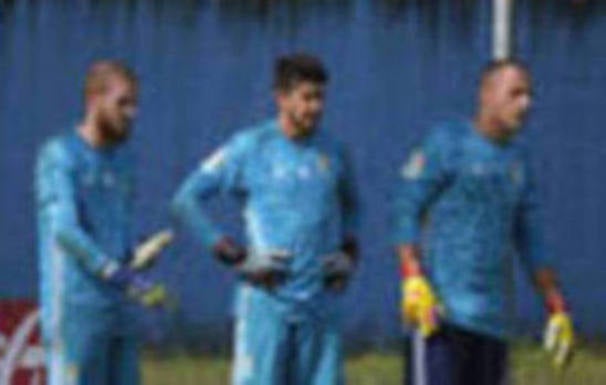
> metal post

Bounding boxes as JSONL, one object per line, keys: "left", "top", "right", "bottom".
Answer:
{"left": 493, "top": 0, "right": 514, "bottom": 60}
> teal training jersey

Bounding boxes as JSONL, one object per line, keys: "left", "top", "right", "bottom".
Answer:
{"left": 393, "top": 120, "right": 549, "bottom": 339}
{"left": 36, "top": 131, "right": 135, "bottom": 340}
{"left": 172, "top": 119, "right": 358, "bottom": 320}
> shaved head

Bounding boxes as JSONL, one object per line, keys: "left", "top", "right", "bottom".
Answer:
{"left": 476, "top": 59, "right": 533, "bottom": 137}
{"left": 84, "top": 60, "right": 138, "bottom": 103}
{"left": 479, "top": 59, "right": 529, "bottom": 89}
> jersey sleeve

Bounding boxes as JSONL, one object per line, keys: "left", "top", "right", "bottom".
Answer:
{"left": 392, "top": 128, "right": 454, "bottom": 245}
{"left": 337, "top": 146, "right": 359, "bottom": 238}
{"left": 513, "top": 154, "right": 550, "bottom": 274}
{"left": 36, "top": 141, "right": 113, "bottom": 276}
{"left": 171, "top": 133, "right": 249, "bottom": 249}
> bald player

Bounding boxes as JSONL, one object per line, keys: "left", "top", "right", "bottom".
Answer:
{"left": 394, "top": 60, "right": 575, "bottom": 385}
{"left": 36, "top": 60, "right": 167, "bottom": 385}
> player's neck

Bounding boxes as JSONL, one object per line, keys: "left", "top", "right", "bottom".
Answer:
{"left": 473, "top": 113, "right": 512, "bottom": 144}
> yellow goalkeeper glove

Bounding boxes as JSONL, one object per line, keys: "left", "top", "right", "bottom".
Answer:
{"left": 544, "top": 312, "right": 575, "bottom": 369}
{"left": 402, "top": 275, "right": 441, "bottom": 337}
{"left": 135, "top": 283, "right": 168, "bottom": 308}
{"left": 543, "top": 292, "right": 575, "bottom": 369}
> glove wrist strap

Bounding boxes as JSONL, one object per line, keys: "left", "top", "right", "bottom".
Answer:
{"left": 401, "top": 259, "right": 422, "bottom": 278}
{"left": 545, "top": 291, "right": 568, "bottom": 314}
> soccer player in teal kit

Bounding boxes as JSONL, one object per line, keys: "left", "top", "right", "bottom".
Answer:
{"left": 394, "top": 60, "right": 575, "bottom": 385}
{"left": 36, "top": 61, "right": 167, "bottom": 385}
{"left": 172, "top": 53, "right": 359, "bottom": 385}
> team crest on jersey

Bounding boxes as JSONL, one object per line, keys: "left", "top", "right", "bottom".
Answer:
{"left": 401, "top": 149, "right": 426, "bottom": 179}
{"left": 272, "top": 163, "right": 288, "bottom": 179}
{"left": 200, "top": 148, "right": 226, "bottom": 172}
{"left": 317, "top": 153, "right": 331, "bottom": 173}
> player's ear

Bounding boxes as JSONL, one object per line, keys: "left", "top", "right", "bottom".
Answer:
{"left": 274, "top": 87, "right": 290, "bottom": 107}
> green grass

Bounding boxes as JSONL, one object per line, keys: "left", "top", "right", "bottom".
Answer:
{"left": 143, "top": 344, "right": 606, "bottom": 385}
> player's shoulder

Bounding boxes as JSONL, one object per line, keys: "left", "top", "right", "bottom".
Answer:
{"left": 37, "top": 133, "right": 78, "bottom": 167}
{"left": 316, "top": 130, "right": 349, "bottom": 159}
{"left": 227, "top": 120, "right": 277, "bottom": 152}
{"left": 426, "top": 119, "right": 469, "bottom": 145}
{"left": 422, "top": 119, "right": 469, "bottom": 160}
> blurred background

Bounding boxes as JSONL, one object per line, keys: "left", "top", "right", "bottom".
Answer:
{"left": 1, "top": 0, "right": 606, "bottom": 383}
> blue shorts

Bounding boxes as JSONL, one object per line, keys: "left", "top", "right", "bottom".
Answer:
{"left": 404, "top": 323, "right": 509, "bottom": 385}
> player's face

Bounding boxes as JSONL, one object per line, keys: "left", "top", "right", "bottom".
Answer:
{"left": 277, "top": 81, "right": 325, "bottom": 136}
{"left": 94, "top": 77, "right": 138, "bottom": 144}
{"left": 483, "top": 67, "right": 532, "bottom": 134}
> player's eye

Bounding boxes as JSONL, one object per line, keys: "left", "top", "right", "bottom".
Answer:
{"left": 117, "top": 96, "right": 136, "bottom": 108}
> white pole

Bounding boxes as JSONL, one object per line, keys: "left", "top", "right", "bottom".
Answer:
{"left": 493, "top": 0, "right": 514, "bottom": 60}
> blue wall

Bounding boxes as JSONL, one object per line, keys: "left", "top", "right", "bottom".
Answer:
{"left": 1, "top": 0, "right": 606, "bottom": 347}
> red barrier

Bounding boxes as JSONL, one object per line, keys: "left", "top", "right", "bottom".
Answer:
{"left": 0, "top": 300, "right": 45, "bottom": 385}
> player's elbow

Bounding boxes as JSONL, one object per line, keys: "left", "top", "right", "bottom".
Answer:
{"left": 170, "top": 188, "right": 196, "bottom": 222}
{"left": 52, "top": 222, "right": 79, "bottom": 251}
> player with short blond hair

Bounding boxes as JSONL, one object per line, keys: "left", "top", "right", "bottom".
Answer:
{"left": 36, "top": 60, "right": 167, "bottom": 385}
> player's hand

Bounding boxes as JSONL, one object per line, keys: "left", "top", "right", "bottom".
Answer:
{"left": 130, "top": 229, "right": 174, "bottom": 271}
{"left": 104, "top": 265, "right": 168, "bottom": 307}
{"left": 126, "top": 275, "right": 168, "bottom": 307}
{"left": 322, "top": 251, "right": 355, "bottom": 291}
{"left": 238, "top": 249, "right": 293, "bottom": 289}
{"left": 402, "top": 275, "right": 441, "bottom": 337}
{"left": 212, "top": 236, "right": 247, "bottom": 266}
{"left": 323, "top": 236, "right": 358, "bottom": 292}
{"left": 544, "top": 294, "right": 575, "bottom": 369}
{"left": 213, "top": 237, "right": 292, "bottom": 289}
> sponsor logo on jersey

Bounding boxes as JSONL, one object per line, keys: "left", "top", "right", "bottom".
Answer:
{"left": 401, "top": 149, "right": 426, "bottom": 179}
{"left": 317, "top": 154, "right": 331, "bottom": 173}
{"left": 200, "top": 148, "right": 226, "bottom": 173}
{"left": 272, "top": 164, "right": 288, "bottom": 180}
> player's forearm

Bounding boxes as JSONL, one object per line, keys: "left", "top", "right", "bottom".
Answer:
{"left": 54, "top": 223, "right": 111, "bottom": 275}
{"left": 534, "top": 268, "right": 567, "bottom": 313}
{"left": 398, "top": 244, "right": 423, "bottom": 277}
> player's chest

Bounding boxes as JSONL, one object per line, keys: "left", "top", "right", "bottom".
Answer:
{"left": 455, "top": 149, "right": 526, "bottom": 204}
{"left": 74, "top": 155, "right": 133, "bottom": 199}
{"left": 245, "top": 145, "right": 339, "bottom": 197}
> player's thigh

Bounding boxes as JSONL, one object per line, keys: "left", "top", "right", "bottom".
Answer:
{"left": 293, "top": 318, "right": 344, "bottom": 385}
{"left": 404, "top": 327, "right": 464, "bottom": 385}
{"left": 107, "top": 335, "right": 141, "bottom": 385}
{"left": 47, "top": 317, "right": 111, "bottom": 385}
{"left": 466, "top": 334, "right": 509, "bottom": 385}
{"left": 232, "top": 303, "right": 289, "bottom": 385}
